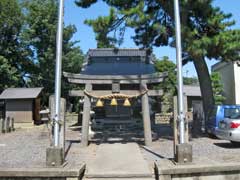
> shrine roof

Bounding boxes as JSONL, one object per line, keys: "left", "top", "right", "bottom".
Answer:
{"left": 87, "top": 48, "right": 148, "bottom": 57}
{"left": 81, "top": 48, "right": 155, "bottom": 75}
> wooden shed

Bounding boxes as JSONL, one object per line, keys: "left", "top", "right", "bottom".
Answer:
{"left": 0, "top": 88, "right": 43, "bottom": 123}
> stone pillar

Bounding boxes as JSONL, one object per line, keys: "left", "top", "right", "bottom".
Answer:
{"left": 2, "top": 118, "right": 6, "bottom": 133}
{"left": 173, "top": 96, "right": 179, "bottom": 156}
{"left": 183, "top": 95, "right": 189, "bottom": 143}
{"left": 0, "top": 118, "right": 3, "bottom": 133}
{"left": 141, "top": 83, "right": 152, "bottom": 146}
{"left": 174, "top": 95, "right": 193, "bottom": 164}
{"left": 81, "top": 83, "right": 92, "bottom": 147}
{"left": 4, "top": 117, "right": 10, "bottom": 133}
{"left": 47, "top": 96, "right": 66, "bottom": 167}
{"left": 49, "top": 96, "right": 66, "bottom": 154}
{"left": 11, "top": 117, "right": 15, "bottom": 131}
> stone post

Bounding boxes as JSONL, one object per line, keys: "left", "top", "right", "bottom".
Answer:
{"left": 7, "top": 117, "right": 11, "bottom": 132}
{"left": 49, "top": 96, "right": 66, "bottom": 156}
{"left": 174, "top": 95, "right": 192, "bottom": 164}
{"left": 81, "top": 83, "right": 92, "bottom": 147}
{"left": 2, "top": 118, "right": 6, "bottom": 133}
{"left": 11, "top": 117, "right": 15, "bottom": 131}
{"left": 5, "top": 117, "right": 10, "bottom": 133}
{"left": 0, "top": 118, "right": 3, "bottom": 133}
{"left": 47, "top": 95, "right": 66, "bottom": 167}
{"left": 141, "top": 83, "right": 152, "bottom": 146}
{"left": 173, "top": 96, "right": 179, "bottom": 156}
{"left": 183, "top": 95, "right": 189, "bottom": 143}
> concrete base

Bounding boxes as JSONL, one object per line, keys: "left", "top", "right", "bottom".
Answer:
{"left": 0, "top": 164, "right": 85, "bottom": 180}
{"left": 155, "top": 158, "right": 240, "bottom": 180}
{"left": 46, "top": 147, "right": 64, "bottom": 167}
{"left": 175, "top": 143, "right": 192, "bottom": 164}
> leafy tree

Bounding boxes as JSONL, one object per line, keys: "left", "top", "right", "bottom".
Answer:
{"left": 183, "top": 77, "right": 199, "bottom": 85}
{"left": 154, "top": 56, "right": 176, "bottom": 112}
{"left": 0, "top": 0, "right": 32, "bottom": 91}
{"left": 22, "top": 0, "right": 84, "bottom": 104}
{"left": 211, "top": 72, "right": 225, "bottom": 105}
{"left": 154, "top": 56, "right": 176, "bottom": 92}
{"left": 76, "top": 0, "right": 240, "bottom": 120}
{"left": 0, "top": 56, "right": 19, "bottom": 91}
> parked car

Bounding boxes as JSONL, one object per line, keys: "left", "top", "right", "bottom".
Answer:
{"left": 206, "top": 105, "right": 240, "bottom": 137}
{"left": 215, "top": 108, "right": 240, "bottom": 144}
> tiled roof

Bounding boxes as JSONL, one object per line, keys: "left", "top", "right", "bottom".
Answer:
{"left": 0, "top": 88, "right": 43, "bottom": 99}
{"left": 87, "top": 48, "right": 148, "bottom": 57}
{"left": 81, "top": 62, "right": 155, "bottom": 75}
{"left": 81, "top": 48, "right": 155, "bottom": 75}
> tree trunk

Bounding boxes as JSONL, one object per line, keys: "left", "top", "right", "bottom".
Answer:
{"left": 192, "top": 57, "right": 214, "bottom": 128}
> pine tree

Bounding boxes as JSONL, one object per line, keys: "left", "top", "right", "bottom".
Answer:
{"left": 76, "top": 0, "right": 240, "bottom": 119}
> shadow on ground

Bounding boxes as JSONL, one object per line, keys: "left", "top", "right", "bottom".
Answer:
{"left": 214, "top": 142, "right": 240, "bottom": 149}
{"left": 66, "top": 121, "right": 214, "bottom": 146}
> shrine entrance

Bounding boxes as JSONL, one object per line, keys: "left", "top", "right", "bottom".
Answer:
{"left": 64, "top": 48, "right": 166, "bottom": 146}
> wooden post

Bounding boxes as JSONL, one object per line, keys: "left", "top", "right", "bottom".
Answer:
{"left": 49, "top": 96, "right": 66, "bottom": 153}
{"left": 81, "top": 83, "right": 92, "bottom": 147}
{"left": 141, "top": 83, "right": 152, "bottom": 146}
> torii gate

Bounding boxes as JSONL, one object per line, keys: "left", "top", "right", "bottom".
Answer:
{"left": 63, "top": 72, "right": 166, "bottom": 147}
{"left": 47, "top": 0, "right": 191, "bottom": 166}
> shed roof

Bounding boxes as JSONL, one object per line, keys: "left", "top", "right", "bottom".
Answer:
{"left": 0, "top": 88, "right": 43, "bottom": 99}
{"left": 183, "top": 85, "right": 201, "bottom": 97}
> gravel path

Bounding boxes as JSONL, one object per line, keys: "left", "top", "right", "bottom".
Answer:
{"left": 0, "top": 126, "right": 49, "bottom": 168}
{"left": 0, "top": 123, "right": 240, "bottom": 168}
{"left": 141, "top": 124, "right": 240, "bottom": 166}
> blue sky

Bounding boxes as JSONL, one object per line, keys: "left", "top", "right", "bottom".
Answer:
{"left": 64, "top": 0, "right": 240, "bottom": 77}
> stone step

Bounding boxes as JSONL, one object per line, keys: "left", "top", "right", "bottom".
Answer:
{"left": 84, "top": 178, "right": 154, "bottom": 180}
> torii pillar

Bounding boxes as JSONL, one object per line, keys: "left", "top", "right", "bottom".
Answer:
{"left": 141, "top": 83, "right": 152, "bottom": 146}
{"left": 81, "top": 83, "right": 92, "bottom": 147}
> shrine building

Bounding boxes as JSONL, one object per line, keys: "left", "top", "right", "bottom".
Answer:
{"left": 64, "top": 48, "right": 166, "bottom": 146}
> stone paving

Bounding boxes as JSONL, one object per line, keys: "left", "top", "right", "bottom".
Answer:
{"left": 85, "top": 143, "right": 152, "bottom": 179}
{"left": 0, "top": 122, "right": 240, "bottom": 170}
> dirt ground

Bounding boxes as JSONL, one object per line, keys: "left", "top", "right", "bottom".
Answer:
{"left": 0, "top": 120, "right": 239, "bottom": 168}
